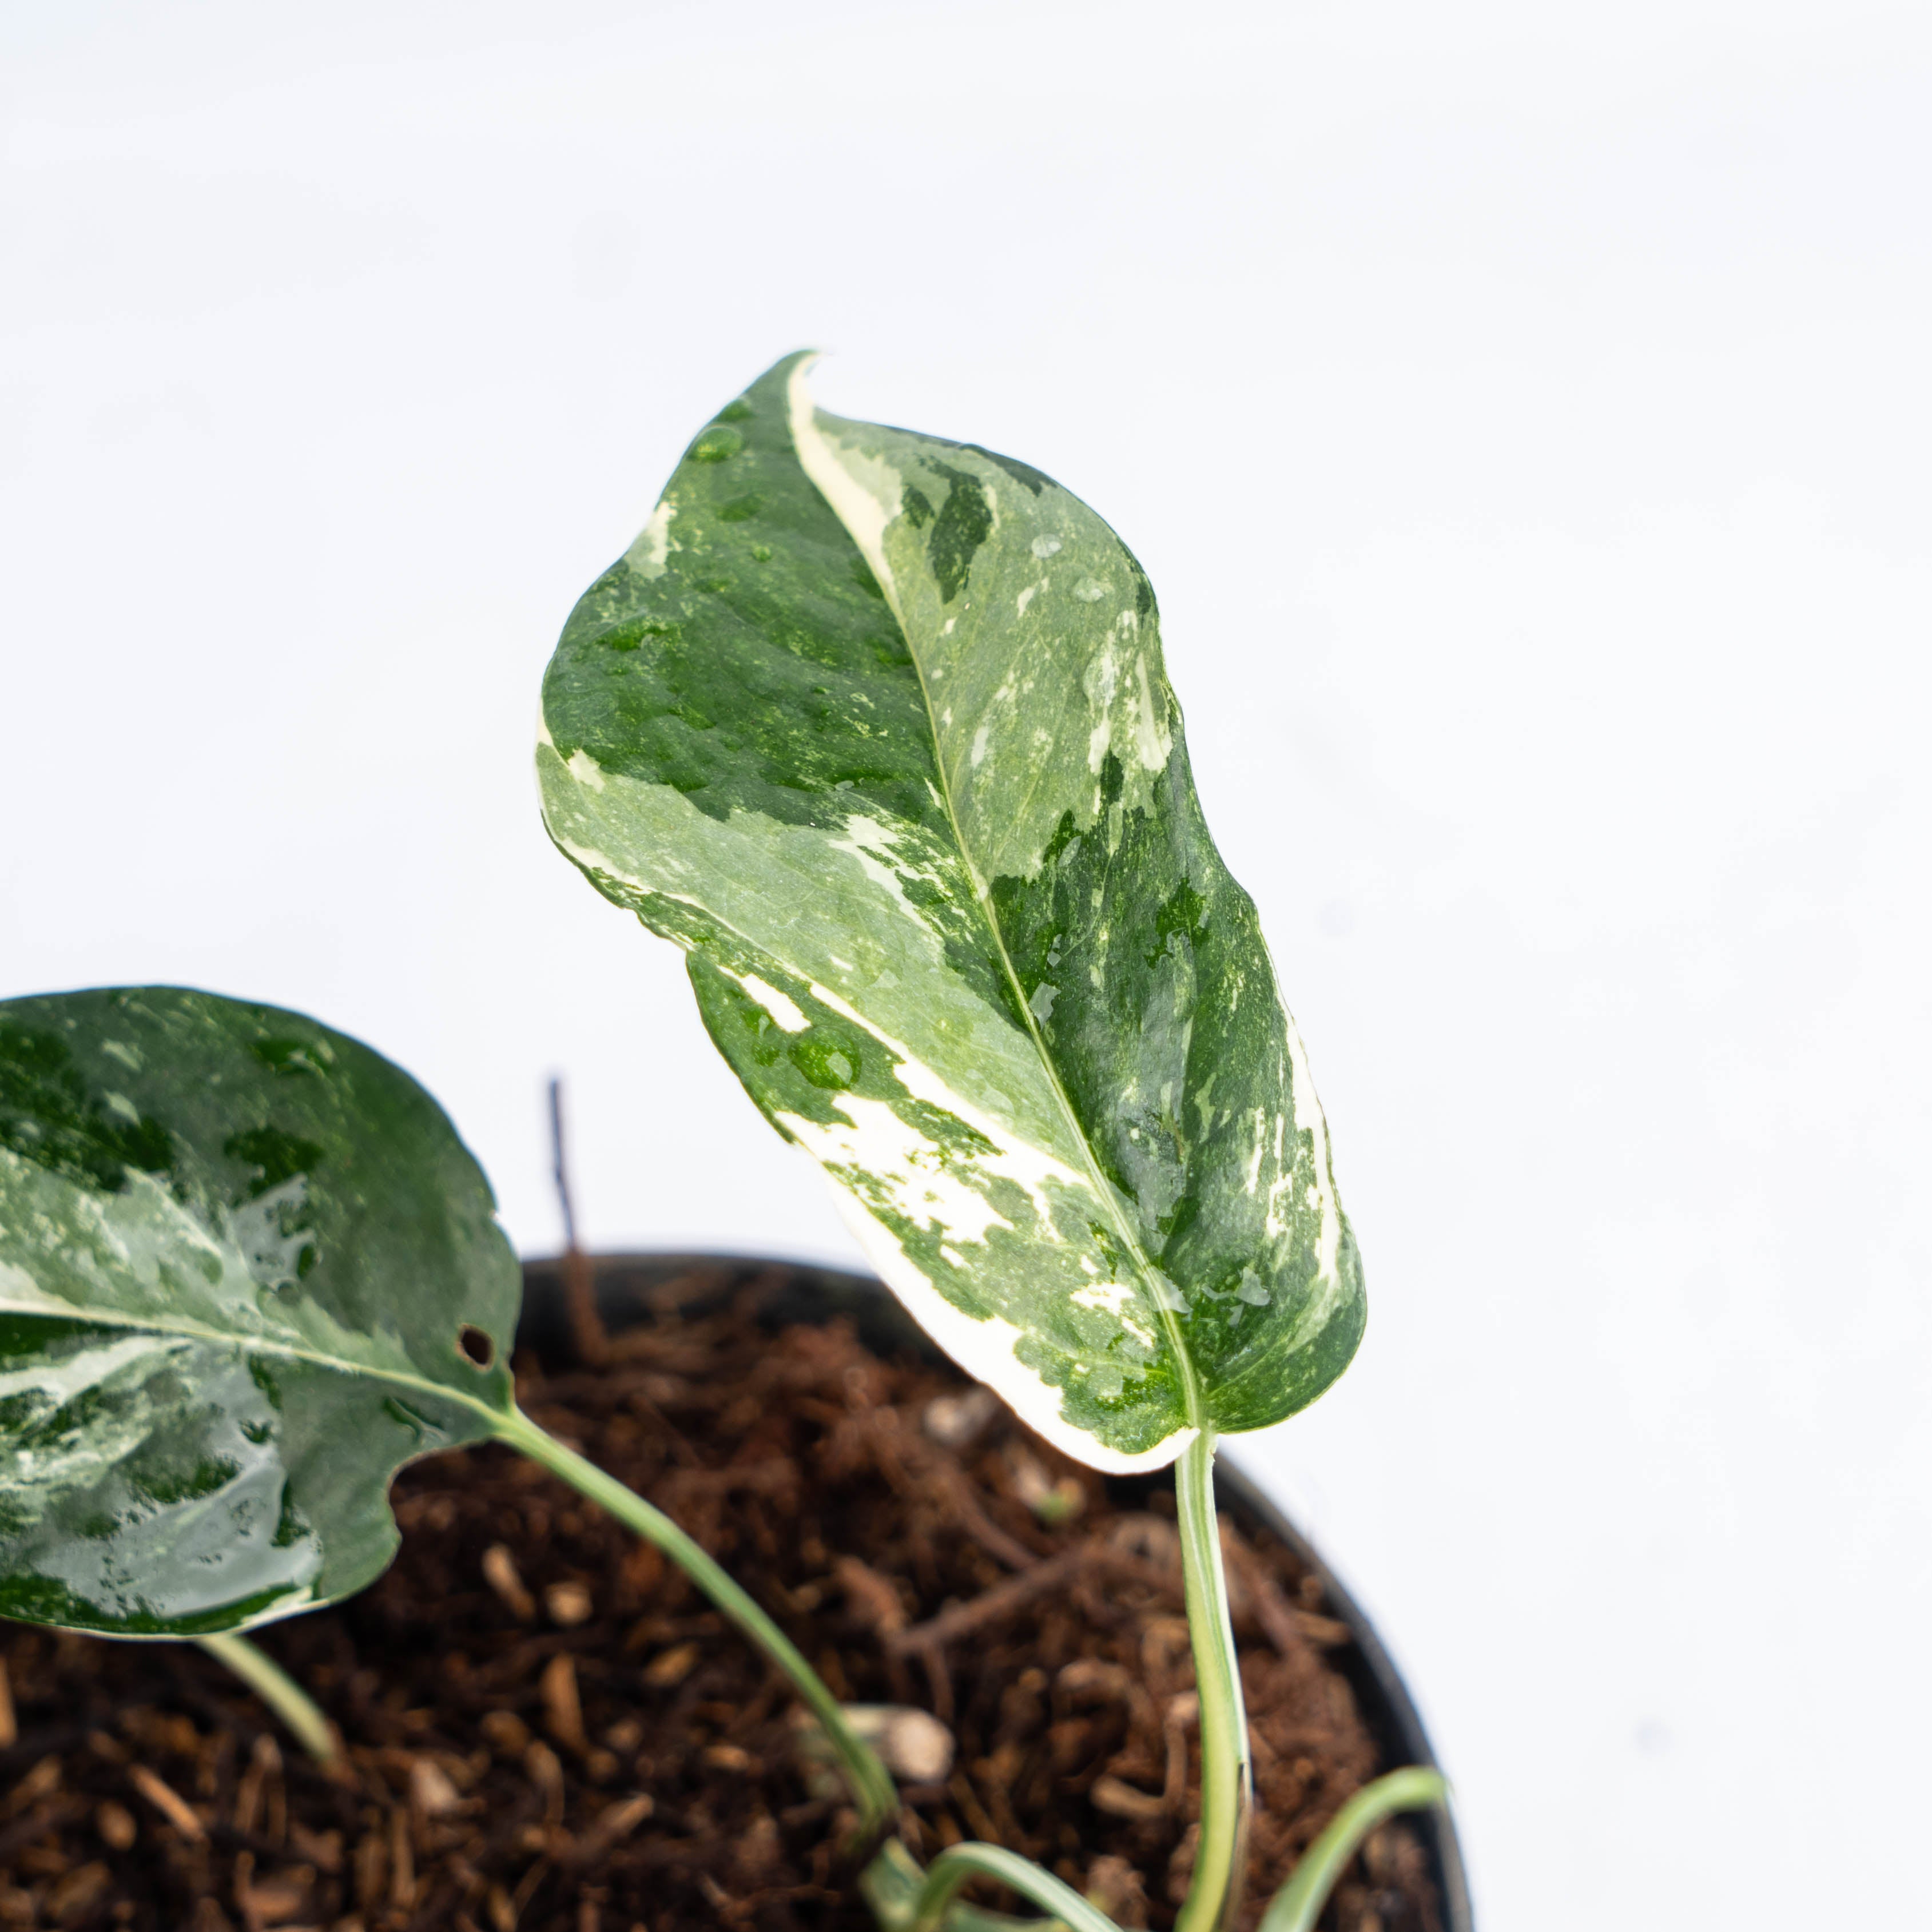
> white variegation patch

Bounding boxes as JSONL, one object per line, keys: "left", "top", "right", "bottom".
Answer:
{"left": 828, "top": 814, "right": 941, "bottom": 937}
{"left": 1134, "top": 654, "right": 1172, "bottom": 772}
{"left": 727, "top": 970, "right": 809, "bottom": 1033}
{"left": 800, "top": 978, "right": 1091, "bottom": 1230}
{"left": 788, "top": 360, "right": 903, "bottom": 613}
{"left": 538, "top": 748, "right": 1080, "bottom": 1167}
{"left": 230, "top": 1175, "right": 316, "bottom": 1292}
{"left": 774, "top": 1094, "right": 1015, "bottom": 1250}
{"left": 0, "top": 1329, "right": 191, "bottom": 1435}
{"left": 1280, "top": 1011, "right": 1344, "bottom": 1283}
{"left": 625, "top": 499, "right": 678, "bottom": 577}
{"left": 1070, "top": 1278, "right": 1156, "bottom": 1350}
{"left": 0, "top": 1259, "right": 42, "bottom": 1306}
{"left": 812, "top": 1167, "right": 1195, "bottom": 1476}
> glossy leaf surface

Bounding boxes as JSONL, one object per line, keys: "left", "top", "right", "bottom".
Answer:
{"left": 0, "top": 988, "right": 519, "bottom": 1635}
{"left": 539, "top": 356, "right": 1363, "bottom": 1470}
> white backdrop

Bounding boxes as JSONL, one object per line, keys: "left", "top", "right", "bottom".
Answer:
{"left": 4, "top": 4, "right": 1929, "bottom": 1926}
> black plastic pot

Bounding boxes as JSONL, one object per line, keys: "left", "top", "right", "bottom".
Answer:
{"left": 519, "top": 1251, "right": 1474, "bottom": 1932}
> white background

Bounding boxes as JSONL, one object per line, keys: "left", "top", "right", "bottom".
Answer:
{"left": 4, "top": 3, "right": 1929, "bottom": 1925}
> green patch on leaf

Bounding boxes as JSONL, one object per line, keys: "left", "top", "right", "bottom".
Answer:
{"left": 925, "top": 462, "right": 993, "bottom": 603}
{"left": 0, "top": 1023, "right": 176, "bottom": 1193}
{"left": 224, "top": 1126, "right": 325, "bottom": 1199}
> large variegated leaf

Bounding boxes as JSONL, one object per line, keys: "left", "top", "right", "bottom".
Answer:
{"left": 0, "top": 988, "right": 519, "bottom": 1635}
{"left": 538, "top": 355, "right": 1364, "bottom": 1472}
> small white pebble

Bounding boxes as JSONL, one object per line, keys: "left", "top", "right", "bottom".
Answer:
{"left": 410, "top": 1757, "right": 463, "bottom": 1816}
{"left": 545, "top": 1580, "right": 594, "bottom": 1627}
{"left": 829, "top": 1704, "right": 956, "bottom": 1783}
{"left": 922, "top": 1386, "right": 999, "bottom": 1449}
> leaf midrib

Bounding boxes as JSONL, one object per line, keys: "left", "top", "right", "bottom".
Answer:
{"left": 0, "top": 1295, "right": 512, "bottom": 1433}
{"left": 804, "top": 414, "right": 1204, "bottom": 1432}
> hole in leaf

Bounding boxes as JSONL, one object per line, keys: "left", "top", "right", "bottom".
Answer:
{"left": 458, "top": 1325, "right": 495, "bottom": 1369}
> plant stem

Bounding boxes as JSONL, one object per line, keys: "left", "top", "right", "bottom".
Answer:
{"left": 904, "top": 1843, "right": 1122, "bottom": 1932}
{"left": 1257, "top": 1767, "right": 1449, "bottom": 1932}
{"left": 1172, "top": 1431, "right": 1250, "bottom": 1932}
{"left": 194, "top": 1633, "right": 339, "bottom": 1766}
{"left": 495, "top": 1404, "right": 898, "bottom": 1843}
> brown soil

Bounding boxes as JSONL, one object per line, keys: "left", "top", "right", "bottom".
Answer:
{"left": 0, "top": 1265, "right": 1438, "bottom": 1932}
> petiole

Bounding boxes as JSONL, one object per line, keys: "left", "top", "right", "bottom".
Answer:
{"left": 1172, "top": 1431, "right": 1251, "bottom": 1932}
{"left": 1258, "top": 1767, "right": 1450, "bottom": 1932}
{"left": 494, "top": 1402, "right": 899, "bottom": 1844}
{"left": 194, "top": 1633, "right": 340, "bottom": 1767}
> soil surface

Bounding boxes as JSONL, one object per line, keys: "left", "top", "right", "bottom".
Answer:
{"left": 1, "top": 1262, "right": 1440, "bottom": 1932}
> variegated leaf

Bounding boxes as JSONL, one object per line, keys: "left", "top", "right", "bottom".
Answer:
{"left": 0, "top": 988, "right": 520, "bottom": 1636}
{"left": 538, "top": 355, "right": 1363, "bottom": 1471}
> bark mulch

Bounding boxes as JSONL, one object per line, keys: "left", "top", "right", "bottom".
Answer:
{"left": 1, "top": 1266, "right": 1438, "bottom": 1932}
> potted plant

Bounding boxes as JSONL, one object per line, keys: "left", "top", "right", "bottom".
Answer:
{"left": 0, "top": 357, "right": 1465, "bottom": 1932}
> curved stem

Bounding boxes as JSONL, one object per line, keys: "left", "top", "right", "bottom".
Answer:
{"left": 495, "top": 1405, "right": 897, "bottom": 1843}
{"left": 907, "top": 1843, "right": 1122, "bottom": 1932}
{"left": 1172, "top": 1432, "right": 1250, "bottom": 1932}
{"left": 1257, "top": 1768, "right": 1449, "bottom": 1932}
{"left": 194, "top": 1633, "right": 339, "bottom": 1766}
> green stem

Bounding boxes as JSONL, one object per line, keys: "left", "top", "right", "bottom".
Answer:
{"left": 194, "top": 1633, "right": 339, "bottom": 1766}
{"left": 1172, "top": 1431, "right": 1250, "bottom": 1932}
{"left": 1257, "top": 1767, "right": 1449, "bottom": 1932}
{"left": 905, "top": 1844, "right": 1122, "bottom": 1932}
{"left": 495, "top": 1404, "right": 897, "bottom": 1843}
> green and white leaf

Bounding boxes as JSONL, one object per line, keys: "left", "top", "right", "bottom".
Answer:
{"left": 0, "top": 988, "right": 520, "bottom": 1636}
{"left": 538, "top": 355, "right": 1363, "bottom": 1472}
